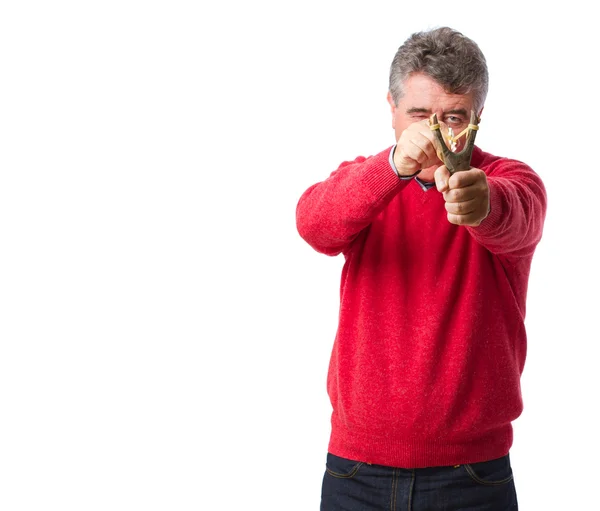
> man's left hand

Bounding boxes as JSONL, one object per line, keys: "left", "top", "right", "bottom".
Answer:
{"left": 434, "top": 166, "right": 490, "bottom": 227}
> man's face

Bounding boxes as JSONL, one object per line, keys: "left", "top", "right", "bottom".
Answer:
{"left": 387, "top": 72, "right": 482, "bottom": 179}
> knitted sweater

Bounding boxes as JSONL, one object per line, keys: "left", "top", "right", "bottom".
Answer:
{"left": 296, "top": 145, "right": 547, "bottom": 468}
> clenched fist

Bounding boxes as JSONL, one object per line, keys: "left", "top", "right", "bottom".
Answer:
{"left": 392, "top": 119, "right": 442, "bottom": 180}
{"left": 435, "top": 166, "right": 490, "bottom": 226}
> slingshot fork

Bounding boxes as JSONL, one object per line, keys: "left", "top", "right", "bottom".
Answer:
{"left": 429, "top": 110, "right": 480, "bottom": 175}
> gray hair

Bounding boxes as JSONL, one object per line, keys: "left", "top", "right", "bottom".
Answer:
{"left": 389, "top": 27, "right": 489, "bottom": 112}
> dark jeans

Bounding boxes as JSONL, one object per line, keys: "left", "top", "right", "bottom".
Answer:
{"left": 321, "top": 452, "right": 518, "bottom": 511}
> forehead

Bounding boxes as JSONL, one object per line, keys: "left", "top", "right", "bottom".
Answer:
{"left": 398, "top": 72, "right": 474, "bottom": 111}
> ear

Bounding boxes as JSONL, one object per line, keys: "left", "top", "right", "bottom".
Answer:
{"left": 387, "top": 91, "right": 396, "bottom": 129}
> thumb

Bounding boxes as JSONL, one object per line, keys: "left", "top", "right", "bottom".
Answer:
{"left": 435, "top": 165, "right": 451, "bottom": 192}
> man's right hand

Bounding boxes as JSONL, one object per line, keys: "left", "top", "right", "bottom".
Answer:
{"left": 393, "top": 120, "right": 443, "bottom": 179}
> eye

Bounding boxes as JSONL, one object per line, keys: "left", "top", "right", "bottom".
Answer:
{"left": 445, "top": 116, "right": 464, "bottom": 125}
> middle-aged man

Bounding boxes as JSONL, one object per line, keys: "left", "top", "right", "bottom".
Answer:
{"left": 296, "top": 27, "right": 547, "bottom": 510}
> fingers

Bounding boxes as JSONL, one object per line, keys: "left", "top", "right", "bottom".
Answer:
{"left": 442, "top": 186, "right": 478, "bottom": 203}
{"left": 444, "top": 197, "right": 478, "bottom": 216}
{"left": 435, "top": 165, "right": 451, "bottom": 192}
{"left": 394, "top": 120, "right": 440, "bottom": 175}
{"left": 448, "top": 169, "right": 482, "bottom": 189}
{"left": 441, "top": 168, "right": 490, "bottom": 227}
{"left": 407, "top": 136, "right": 438, "bottom": 165}
{"left": 398, "top": 132, "right": 436, "bottom": 165}
{"left": 446, "top": 212, "right": 485, "bottom": 227}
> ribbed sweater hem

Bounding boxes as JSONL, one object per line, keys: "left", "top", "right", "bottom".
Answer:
{"left": 328, "top": 414, "right": 513, "bottom": 469}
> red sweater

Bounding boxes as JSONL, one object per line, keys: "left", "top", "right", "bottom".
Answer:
{"left": 296, "top": 145, "right": 547, "bottom": 468}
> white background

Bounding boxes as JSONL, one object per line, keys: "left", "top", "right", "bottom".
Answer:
{"left": 1, "top": 1, "right": 598, "bottom": 509}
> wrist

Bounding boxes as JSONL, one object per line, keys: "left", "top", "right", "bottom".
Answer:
{"left": 390, "top": 145, "right": 422, "bottom": 179}
{"left": 397, "top": 168, "right": 422, "bottom": 178}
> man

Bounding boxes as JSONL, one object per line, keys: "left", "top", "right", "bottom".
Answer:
{"left": 296, "top": 27, "right": 546, "bottom": 510}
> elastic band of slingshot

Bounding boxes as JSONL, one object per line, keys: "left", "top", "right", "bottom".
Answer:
{"left": 429, "top": 123, "right": 479, "bottom": 143}
{"left": 450, "top": 124, "right": 479, "bottom": 143}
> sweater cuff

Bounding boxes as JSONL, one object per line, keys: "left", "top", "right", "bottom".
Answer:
{"left": 470, "top": 178, "right": 503, "bottom": 235}
{"left": 362, "top": 147, "right": 411, "bottom": 198}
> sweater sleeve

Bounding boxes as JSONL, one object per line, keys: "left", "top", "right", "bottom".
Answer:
{"left": 466, "top": 159, "right": 547, "bottom": 257}
{"left": 296, "top": 147, "right": 410, "bottom": 256}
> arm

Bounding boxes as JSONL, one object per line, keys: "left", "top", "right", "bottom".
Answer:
{"left": 436, "top": 160, "right": 547, "bottom": 257}
{"left": 467, "top": 162, "right": 547, "bottom": 257}
{"left": 295, "top": 148, "right": 410, "bottom": 256}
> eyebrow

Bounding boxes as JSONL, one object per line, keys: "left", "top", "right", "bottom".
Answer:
{"left": 405, "top": 107, "right": 430, "bottom": 114}
{"left": 405, "top": 107, "right": 469, "bottom": 117}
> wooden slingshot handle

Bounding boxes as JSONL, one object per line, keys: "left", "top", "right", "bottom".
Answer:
{"left": 429, "top": 110, "right": 480, "bottom": 175}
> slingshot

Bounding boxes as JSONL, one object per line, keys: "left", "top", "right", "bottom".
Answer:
{"left": 429, "top": 111, "right": 480, "bottom": 174}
